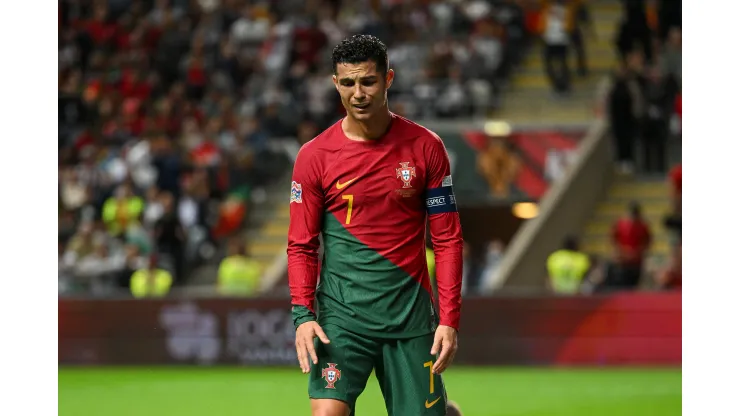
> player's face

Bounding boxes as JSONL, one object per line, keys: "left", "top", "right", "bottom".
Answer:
{"left": 333, "top": 61, "right": 394, "bottom": 121}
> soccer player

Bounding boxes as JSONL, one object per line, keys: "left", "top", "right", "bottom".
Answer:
{"left": 288, "top": 34, "right": 464, "bottom": 416}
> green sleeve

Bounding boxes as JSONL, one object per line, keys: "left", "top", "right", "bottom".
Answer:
{"left": 292, "top": 305, "right": 316, "bottom": 329}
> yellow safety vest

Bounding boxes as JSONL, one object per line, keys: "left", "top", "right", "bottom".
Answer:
{"left": 218, "top": 255, "right": 262, "bottom": 296}
{"left": 426, "top": 248, "right": 436, "bottom": 281}
{"left": 130, "top": 268, "right": 173, "bottom": 298}
{"left": 546, "top": 249, "right": 590, "bottom": 294}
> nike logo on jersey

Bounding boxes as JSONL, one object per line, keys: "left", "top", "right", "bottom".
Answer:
{"left": 425, "top": 397, "right": 441, "bottom": 408}
{"left": 336, "top": 177, "right": 359, "bottom": 190}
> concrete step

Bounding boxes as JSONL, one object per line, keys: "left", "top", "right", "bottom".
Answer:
{"left": 510, "top": 73, "right": 603, "bottom": 90}
{"left": 582, "top": 239, "right": 671, "bottom": 258}
{"left": 250, "top": 241, "right": 287, "bottom": 257}
{"left": 594, "top": 200, "right": 671, "bottom": 217}
{"left": 261, "top": 221, "right": 289, "bottom": 238}
{"left": 608, "top": 184, "right": 670, "bottom": 200}
{"left": 581, "top": 231, "right": 671, "bottom": 245}
{"left": 494, "top": 106, "right": 595, "bottom": 125}
{"left": 515, "top": 65, "right": 613, "bottom": 78}
{"left": 584, "top": 220, "right": 671, "bottom": 236}
{"left": 590, "top": 212, "right": 669, "bottom": 226}
{"left": 501, "top": 95, "right": 596, "bottom": 111}
{"left": 251, "top": 203, "right": 290, "bottom": 224}
{"left": 250, "top": 234, "right": 287, "bottom": 246}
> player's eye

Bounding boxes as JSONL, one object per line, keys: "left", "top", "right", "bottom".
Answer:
{"left": 361, "top": 79, "right": 377, "bottom": 86}
{"left": 341, "top": 80, "right": 355, "bottom": 87}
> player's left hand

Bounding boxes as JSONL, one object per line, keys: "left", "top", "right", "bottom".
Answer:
{"left": 430, "top": 325, "right": 458, "bottom": 374}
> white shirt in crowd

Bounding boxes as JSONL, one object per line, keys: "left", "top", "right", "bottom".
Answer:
{"left": 543, "top": 5, "right": 569, "bottom": 46}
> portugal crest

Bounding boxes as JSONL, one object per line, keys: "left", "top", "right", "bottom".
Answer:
{"left": 322, "top": 363, "right": 342, "bottom": 389}
{"left": 396, "top": 162, "right": 416, "bottom": 188}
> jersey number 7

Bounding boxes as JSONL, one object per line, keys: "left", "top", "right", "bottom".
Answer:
{"left": 341, "top": 194, "right": 354, "bottom": 225}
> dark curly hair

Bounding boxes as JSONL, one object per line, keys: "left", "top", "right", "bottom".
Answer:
{"left": 331, "top": 34, "right": 389, "bottom": 75}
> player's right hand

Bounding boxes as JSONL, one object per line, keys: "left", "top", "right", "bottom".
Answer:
{"left": 295, "top": 321, "right": 330, "bottom": 374}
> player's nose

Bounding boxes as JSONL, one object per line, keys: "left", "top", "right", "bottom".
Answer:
{"left": 352, "top": 85, "right": 366, "bottom": 100}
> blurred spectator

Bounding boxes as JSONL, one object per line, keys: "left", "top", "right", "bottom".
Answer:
{"left": 217, "top": 237, "right": 262, "bottom": 296}
{"left": 142, "top": 186, "right": 164, "bottom": 228}
{"left": 114, "top": 244, "right": 148, "bottom": 291}
{"left": 537, "top": 0, "right": 574, "bottom": 94}
{"left": 663, "top": 163, "right": 681, "bottom": 240}
{"left": 102, "top": 183, "right": 144, "bottom": 238}
{"left": 154, "top": 191, "right": 186, "bottom": 283}
{"left": 671, "top": 86, "right": 681, "bottom": 136}
{"left": 615, "top": 0, "right": 654, "bottom": 63}
{"left": 59, "top": 241, "right": 74, "bottom": 295}
{"left": 668, "top": 163, "right": 681, "bottom": 216}
{"left": 640, "top": 64, "right": 677, "bottom": 174}
{"left": 653, "top": 241, "right": 681, "bottom": 291}
{"left": 610, "top": 201, "right": 652, "bottom": 289}
{"left": 656, "top": 0, "right": 681, "bottom": 42}
{"left": 480, "top": 240, "right": 507, "bottom": 292}
{"left": 546, "top": 235, "right": 591, "bottom": 295}
{"left": 569, "top": 0, "right": 593, "bottom": 77}
{"left": 607, "top": 51, "right": 644, "bottom": 173}
{"left": 660, "top": 27, "right": 681, "bottom": 83}
{"left": 461, "top": 242, "right": 473, "bottom": 296}
{"left": 579, "top": 255, "right": 609, "bottom": 294}
{"left": 74, "top": 233, "right": 124, "bottom": 296}
{"left": 130, "top": 254, "right": 174, "bottom": 298}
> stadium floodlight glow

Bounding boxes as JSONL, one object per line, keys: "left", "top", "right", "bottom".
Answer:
{"left": 512, "top": 202, "right": 538, "bottom": 219}
{"left": 484, "top": 120, "right": 512, "bottom": 137}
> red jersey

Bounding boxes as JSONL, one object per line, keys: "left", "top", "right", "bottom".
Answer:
{"left": 612, "top": 218, "right": 652, "bottom": 264}
{"left": 287, "top": 114, "right": 463, "bottom": 338}
{"left": 670, "top": 164, "right": 682, "bottom": 194}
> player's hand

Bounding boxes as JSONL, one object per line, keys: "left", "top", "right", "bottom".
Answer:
{"left": 430, "top": 325, "right": 458, "bottom": 374}
{"left": 295, "top": 321, "right": 330, "bottom": 374}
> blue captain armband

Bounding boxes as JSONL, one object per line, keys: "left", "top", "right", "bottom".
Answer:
{"left": 425, "top": 186, "right": 458, "bottom": 214}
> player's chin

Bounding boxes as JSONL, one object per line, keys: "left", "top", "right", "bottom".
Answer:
{"left": 350, "top": 104, "right": 374, "bottom": 119}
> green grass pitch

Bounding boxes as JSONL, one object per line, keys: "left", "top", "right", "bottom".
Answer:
{"left": 58, "top": 366, "right": 681, "bottom": 415}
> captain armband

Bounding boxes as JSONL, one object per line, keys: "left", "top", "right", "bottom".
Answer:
{"left": 425, "top": 185, "right": 458, "bottom": 214}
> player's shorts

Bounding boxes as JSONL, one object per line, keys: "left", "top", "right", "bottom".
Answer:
{"left": 308, "top": 324, "right": 447, "bottom": 416}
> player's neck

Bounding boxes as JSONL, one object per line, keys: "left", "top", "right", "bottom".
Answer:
{"left": 343, "top": 109, "right": 393, "bottom": 141}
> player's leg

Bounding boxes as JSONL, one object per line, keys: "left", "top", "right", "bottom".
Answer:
{"left": 308, "top": 324, "right": 377, "bottom": 416}
{"left": 445, "top": 400, "right": 464, "bottom": 416}
{"left": 374, "top": 333, "right": 447, "bottom": 416}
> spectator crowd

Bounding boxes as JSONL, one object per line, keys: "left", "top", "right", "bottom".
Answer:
{"left": 543, "top": 0, "right": 682, "bottom": 296}
{"left": 58, "top": 0, "right": 534, "bottom": 297}
{"left": 606, "top": 0, "right": 681, "bottom": 175}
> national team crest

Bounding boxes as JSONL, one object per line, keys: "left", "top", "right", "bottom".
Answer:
{"left": 396, "top": 162, "right": 416, "bottom": 188}
{"left": 321, "top": 363, "right": 342, "bottom": 389}
{"left": 290, "top": 181, "right": 303, "bottom": 203}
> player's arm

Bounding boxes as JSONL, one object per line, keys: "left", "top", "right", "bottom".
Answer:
{"left": 287, "top": 145, "right": 330, "bottom": 373}
{"left": 425, "top": 136, "right": 464, "bottom": 329}
{"left": 287, "top": 146, "right": 323, "bottom": 327}
{"left": 424, "top": 135, "right": 464, "bottom": 374}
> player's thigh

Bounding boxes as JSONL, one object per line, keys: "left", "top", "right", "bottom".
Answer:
{"left": 308, "top": 324, "right": 377, "bottom": 411}
{"left": 375, "top": 333, "right": 447, "bottom": 416}
{"left": 310, "top": 398, "right": 351, "bottom": 416}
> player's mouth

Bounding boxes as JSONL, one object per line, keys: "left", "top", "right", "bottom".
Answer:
{"left": 353, "top": 102, "right": 371, "bottom": 111}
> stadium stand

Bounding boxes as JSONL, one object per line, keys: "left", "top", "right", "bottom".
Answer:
{"left": 58, "top": 0, "right": 531, "bottom": 296}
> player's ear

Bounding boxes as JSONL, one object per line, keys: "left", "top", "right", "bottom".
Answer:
{"left": 385, "top": 69, "right": 394, "bottom": 90}
{"left": 332, "top": 74, "right": 339, "bottom": 92}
